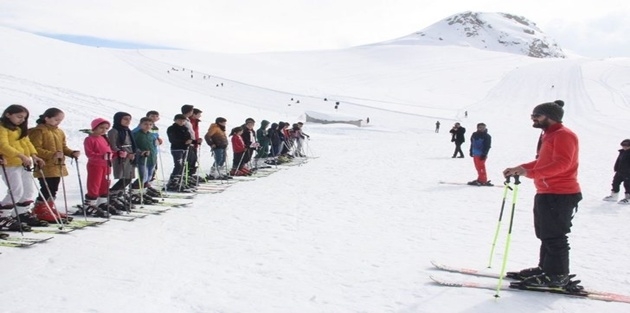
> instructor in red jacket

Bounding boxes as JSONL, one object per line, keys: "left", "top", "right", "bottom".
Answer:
{"left": 503, "top": 100, "right": 582, "bottom": 288}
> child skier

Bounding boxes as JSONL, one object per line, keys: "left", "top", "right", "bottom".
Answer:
{"left": 206, "top": 117, "right": 229, "bottom": 179}
{"left": 0, "top": 104, "right": 47, "bottom": 231}
{"left": 132, "top": 117, "right": 158, "bottom": 202}
{"left": 107, "top": 112, "right": 137, "bottom": 212}
{"left": 603, "top": 139, "right": 630, "bottom": 204}
{"left": 229, "top": 126, "right": 250, "bottom": 176}
{"left": 166, "top": 114, "right": 194, "bottom": 191}
{"left": 28, "top": 107, "right": 81, "bottom": 222}
{"left": 78, "top": 118, "right": 112, "bottom": 217}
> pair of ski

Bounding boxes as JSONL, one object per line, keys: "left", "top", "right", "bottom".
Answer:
{"left": 0, "top": 235, "right": 54, "bottom": 247}
{"left": 31, "top": 219, "right": 109, "bottom": 234}
{"left": 430, "top": 260, "right": 630, "bottom": 303}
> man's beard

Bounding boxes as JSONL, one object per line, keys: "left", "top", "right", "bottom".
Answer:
{"left": 532, "top": 117, "right": 551, "bottom": 129}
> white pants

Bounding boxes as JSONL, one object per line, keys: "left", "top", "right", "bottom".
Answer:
{"left": 1, "top": 166, "right": 36, "bottom": 208}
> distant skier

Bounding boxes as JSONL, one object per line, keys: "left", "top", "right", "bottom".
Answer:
{"left": 449, "top": 123, "right": 465, "bottom": 158}
{"left": 602, "top": 139, "right": 630, "bottom": 204}
{"left": 464, "top": 111, "right": 468, "bottom": 118}
{"left": 435, "top": 121, "right": 440, "bottom": 133}
{"left": 467, "top": 123, "right": 492, "bottom": 186}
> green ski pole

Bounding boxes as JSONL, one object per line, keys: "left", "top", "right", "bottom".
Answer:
{"left": 488, "top": 176, "right": 513, "bottom": 268}
{"left": 495, "top": 175, "right": 520, "bottom": 298}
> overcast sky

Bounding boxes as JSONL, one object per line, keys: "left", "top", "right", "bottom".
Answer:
{"left": 1, "top": 0, "right": 629, "bottom": 58}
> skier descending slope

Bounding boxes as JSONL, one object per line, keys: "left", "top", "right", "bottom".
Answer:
{"left": 503, "top": 100, "right": 582, "bottom": 288}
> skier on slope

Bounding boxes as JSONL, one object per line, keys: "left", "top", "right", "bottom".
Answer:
{"left": 467, "top": 123, "right": 492, "bottom": 186}
{"left": 28, "top": 107, "right": 80, "bottom": 223}
{"left": 503, "top": 100, "right": 582, "bottom": 288}
{"left": 602, "top": 139, "right": 630, "bottom": 204}
{"left": 0, "top": 104, "right": 47, "bottom": 231}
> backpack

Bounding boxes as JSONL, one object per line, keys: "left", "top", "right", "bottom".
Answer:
{"left": 204, "top": 132, "right": 214, "bottom": 147}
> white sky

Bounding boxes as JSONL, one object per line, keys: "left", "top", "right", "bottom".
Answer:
{"left": 1, "top": 0, "right": 629, "bottom": 57}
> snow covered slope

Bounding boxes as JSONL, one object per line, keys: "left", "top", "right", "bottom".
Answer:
{"left": 1, "top": 22, "right": 630, "bottom": 313}
{"left": 377, "top": 11, "right": 566, "bottom": 58}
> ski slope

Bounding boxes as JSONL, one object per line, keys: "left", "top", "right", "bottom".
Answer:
{"left": 1, "top": 26, "right": 630, "bottom": 312}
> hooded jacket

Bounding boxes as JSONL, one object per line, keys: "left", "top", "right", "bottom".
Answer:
{"left": 257, "top": 120, "right": 270, "bottom": 146}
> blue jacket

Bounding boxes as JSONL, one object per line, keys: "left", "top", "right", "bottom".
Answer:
{"left": 470, "top": 130, "right": 491, "bottom": 157}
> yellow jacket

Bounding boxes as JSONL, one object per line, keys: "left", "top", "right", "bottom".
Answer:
{"left": 28, "top": 124, "right": 75, "bottom": 178}
{"left": 0, "top": 124, "right": 38, "bottom": 167}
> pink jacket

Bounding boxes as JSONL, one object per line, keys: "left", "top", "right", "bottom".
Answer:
{"left": 84, "top": 135, "right": 113, "bottom": 166}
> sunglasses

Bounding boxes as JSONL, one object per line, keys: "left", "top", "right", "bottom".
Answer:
{"left": 530, "top": 113, "right": 543, "bottom": 119}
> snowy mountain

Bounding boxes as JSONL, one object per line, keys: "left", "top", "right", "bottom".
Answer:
{"left": 1, "top": 23, "right": 630, "bottom": 313}
{"left": 378, "top": 11, "right": 566, "bottom": 58}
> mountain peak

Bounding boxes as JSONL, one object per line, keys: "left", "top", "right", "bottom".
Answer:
{"left": 379, "top": 11, "right": 565, "bottom": 58}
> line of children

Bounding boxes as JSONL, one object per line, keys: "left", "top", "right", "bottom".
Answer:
{"left": 1, "top": 103, "right": 309, "bottom": 233}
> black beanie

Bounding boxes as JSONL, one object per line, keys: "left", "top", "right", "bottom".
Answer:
{"left": 532, "top": 100, "right": 564, "bottom": 122}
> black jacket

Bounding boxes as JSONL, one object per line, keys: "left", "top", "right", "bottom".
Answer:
{"left": 167, "top": 123, "right": 192, "bottom": 151}
{"left": 450, "top": 126, "right": 466, "bottom": 144}
{"left": 614, "top": 149, "right": 630, "bottom": 175}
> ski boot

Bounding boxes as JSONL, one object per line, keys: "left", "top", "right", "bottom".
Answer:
{"left": 603, "top": 192, "right": 619, "bottom": 202}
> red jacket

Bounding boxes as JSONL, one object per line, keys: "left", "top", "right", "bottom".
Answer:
{"left": 231, "top": 135, "right": 246, "bottom": 153}
{"left": 520, "top": 123, "right": 581, "bottom": 194}
{"left": 84, "top": 135, "right": 113, "bottom": 166}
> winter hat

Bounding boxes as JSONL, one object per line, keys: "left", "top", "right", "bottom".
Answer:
{"left": 91, "top": 118, "right": 110, "bottom": 130}
{"left": 532, "top": 100, "right": 564, "bottom": 122}
{"left": 621, "top": 139, "right": 630, "bottom": 146}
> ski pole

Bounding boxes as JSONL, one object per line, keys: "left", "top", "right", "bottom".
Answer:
{"left": 1, "top": 162, "right": 25, "bottom": 235}
{"left": 178, "top": 148, "right": 190, "bottom": 191}
{"left": 75, "top": 157, "right": 89, "bottom": 221}
{"left": 487, "top": 176, "right": 513, "bottom": 268}
{"left": 157, "top": 145, "right": 168, "bottom": 199}
{"left": 495, "top": 175, "right": 521, "bottom": 298}
{"left": 59, "top": 160, "right": 71, "bottom": 221}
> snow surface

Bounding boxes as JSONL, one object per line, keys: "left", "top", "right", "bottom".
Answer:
{"left": 1, "top": 25, "right": 630, "bottom": 312}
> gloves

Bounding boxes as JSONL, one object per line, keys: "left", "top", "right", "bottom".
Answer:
{"left": 250, "top": 142, "right": 260, "bottom": 148}
{"left": 480, "top": 155, "right": 487, "bottom": 161}
{"left": 117, "top": 151, "right": 128, "bottom": 159}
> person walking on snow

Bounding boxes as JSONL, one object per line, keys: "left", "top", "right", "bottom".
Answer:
{"left": 435, "top": 121, "right": 440, "bottom": 133}
{"left": 503, "top": 100, "right": 582, "bottom": 288}
{"left": 602, "top": 139, "right": 630, "bottom": 204}
{"left": 449, "top": 122, "right": 466, "bottom": 158}
{"left": 468, "top": 123, "right": 492, "bottom": 186}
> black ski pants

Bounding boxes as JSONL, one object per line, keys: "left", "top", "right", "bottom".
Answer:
{"left": 37, "top": 177, "right": 60, "bottom": 201}
{"left": 452, "top": 142, "right": 464, "bottom": 157}
{"left": 611, "top": 172, "right": 630, "bottom": 194}
{"left": 533, "top": 193, "right": 582, "bottom": 275}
